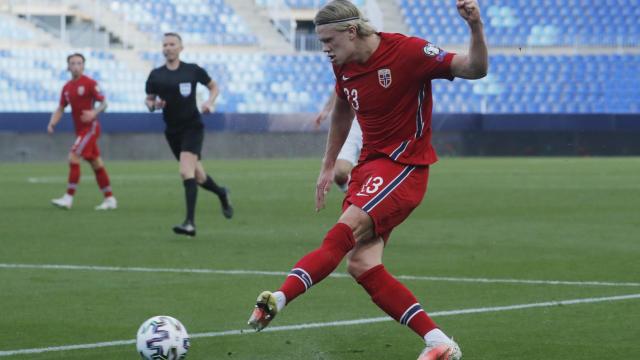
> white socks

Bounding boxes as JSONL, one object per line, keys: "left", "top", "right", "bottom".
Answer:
{"left": 272, "top": 291, "right": 286, "bottom": 312}
{"left": 424, "top": 328, "right": 450, "bottom": 344}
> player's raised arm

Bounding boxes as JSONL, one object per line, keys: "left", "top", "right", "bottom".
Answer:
{"left": 316, "top": 94, "right": 354, "bottom": 211}
{"left": 450, "top": 0, "right": 488, "bottom": 79}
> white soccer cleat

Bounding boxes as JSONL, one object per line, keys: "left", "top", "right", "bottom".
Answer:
{"left": 418, "top": 338, "right": 462, "bottom": 360}
{"left": 51, "top": 194, "right": 73, "bottom": 210}
{"left": 95, "top": 196, "right": 117, "bottom": 210}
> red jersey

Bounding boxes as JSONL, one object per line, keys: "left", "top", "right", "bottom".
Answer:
{"left": 334, "top": 32, "right": 455, "bottom": 166}
{"left": 59, "top": 75, "right": 105, "bottom": 134}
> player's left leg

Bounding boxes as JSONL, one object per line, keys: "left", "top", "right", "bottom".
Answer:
{"left": 195, "top": 161, "right": 233, "bottom": 219}
{"left": 89, "top": 157, "right": 117, "bottom": 210}
{"left": 174, "top": 151, "right": 199, "bottom": 236}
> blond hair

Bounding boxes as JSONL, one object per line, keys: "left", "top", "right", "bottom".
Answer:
{"left": 314, "top": 0, "right": 377, "bottom": 37}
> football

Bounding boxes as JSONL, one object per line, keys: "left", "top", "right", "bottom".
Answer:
{"left": 136, "top": 315, "right": 190, "bottom": 360}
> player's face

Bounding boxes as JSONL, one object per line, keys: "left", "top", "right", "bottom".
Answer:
{"left": 162, "top": 36, "right": 183, "bottom": 62}
{"left": 67, "top": 56, "right": 84, "bottom": 77}
{"left": 316, "top": 24, "right": 356, "bottom": 65}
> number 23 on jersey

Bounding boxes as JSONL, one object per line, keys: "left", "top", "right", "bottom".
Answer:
{"left": 343, "top": 87, "right": 360, "bottom": 111}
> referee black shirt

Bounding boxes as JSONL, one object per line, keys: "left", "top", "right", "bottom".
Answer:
{"left": 145, "top": 61, "right": 212, "bottom": 133}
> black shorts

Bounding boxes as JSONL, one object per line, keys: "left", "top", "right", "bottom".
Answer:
{"left": 165, "top": 124, "right": 204, "bottom": 160}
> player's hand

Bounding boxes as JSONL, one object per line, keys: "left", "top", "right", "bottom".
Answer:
{"left": 456, "top": 0, "right": 482, "bottom": 24}
{"left": 315, "top": 168, "right": 334, "bottom": 211}
{"left": 47, "top": 123, "right": 55, "bottom": 134}
{"left": 201, "top": 102, "right": 215, "bottom": 114}
{"left": 313, "top": 110, "right": 329, "bottom": 130}
{"left": 80, "top": 110, "right": 96, "bottom": 123}
{"left": 155, "top": 99, "right": 166, "bottom": 110}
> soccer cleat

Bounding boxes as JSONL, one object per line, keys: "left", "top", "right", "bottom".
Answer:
{"left": 173, "top": 222, "right": 196, "bottom": 237}
{"left": 247, "top": 291, "right": 278, "bottom": 331}
{"left": 51, "top": 194, "right": 73, "bottom": 210}
{"left": 95, "top": 196, "right": 117, "bottom": 210}
{"left": 417, "top": 338, "right": 462, "bottom": 360}
{"left": 219, "top": 187, "right": 233, "bottom": 219}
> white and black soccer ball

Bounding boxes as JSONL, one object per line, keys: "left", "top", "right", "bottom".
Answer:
{"left": 136, "top": 315, "right": 190, "bottom": 360}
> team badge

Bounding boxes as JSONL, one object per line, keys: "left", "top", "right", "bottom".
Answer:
{"left": 423, "top": 43, "right": 441, "bottom": 57}
{"left": 179, "top": 82, "right": 191, "bottom": 97}
{"left": 77, "top": 86, "right": 85, "bottom": 96}
{"left": 377, "top": 68, "right": 392, "bottom": 88}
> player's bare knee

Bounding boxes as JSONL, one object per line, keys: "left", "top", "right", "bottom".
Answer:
{"left": 194, "top": 170, "right": 207, "bottom": 184}
{"left": 346, "top": 256, "right": 379, "bottom": 279}
{"left": 179, "top": 170, "right": 195, "bottom": 180}
{"left": 68, "top": 152, "right": 80, "bottom": 163}
{"left": 334, "top": 172, "right": 349, "bottom": 186}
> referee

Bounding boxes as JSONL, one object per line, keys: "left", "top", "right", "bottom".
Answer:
{"left": 145, "top": 32, "right": 232, "bottom": 237}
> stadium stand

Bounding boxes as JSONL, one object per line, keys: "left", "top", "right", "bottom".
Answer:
{"left": 108, "top": 0, "right": 258, "bottom": 45}
{"left": 0, "top": 0, "right": 637, "bottom": 114}
{"left": 398, "top": 0, "right": 640, "bottom": 47}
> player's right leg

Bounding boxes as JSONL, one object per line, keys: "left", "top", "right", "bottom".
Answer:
{"left": 51, "top": 152, "right": 81, "bottom": 209}
{"left": 248, "top": 205, "right": 373, "bottom": 331}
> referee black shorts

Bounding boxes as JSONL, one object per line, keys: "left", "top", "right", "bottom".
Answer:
{"left": 165, "top": 123, "right": 204, "bottom": 160}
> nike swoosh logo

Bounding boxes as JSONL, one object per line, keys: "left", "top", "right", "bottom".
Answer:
{"left": 342, "top": 75, "right": 350, "bottom": 81}
{"left": 355, "top": 193, "right": 369, "bottom": 197}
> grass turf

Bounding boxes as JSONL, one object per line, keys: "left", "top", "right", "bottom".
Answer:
{"left": 0, "top": 157, "right": 639, "bottom": 359}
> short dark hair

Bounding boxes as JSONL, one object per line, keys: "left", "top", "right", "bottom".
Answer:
{"left": 67, "top": 53, "right": 85, "bottom": 64}
{"left": 163, "top": 32, "right": 182, "bottom": 42}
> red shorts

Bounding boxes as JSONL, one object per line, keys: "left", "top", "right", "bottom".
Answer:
{"left": 342, "top": 156, "right": 429, "bottom": 241}
{"left": 71, "top": 121, "right": 101, "bottom": 160}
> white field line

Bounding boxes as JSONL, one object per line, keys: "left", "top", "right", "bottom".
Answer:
{"left": 1, "top": 263, "right": 639, "bottom": 288}
{"left": 1, "top": 293, "right": 639, "bottom": 357}
{"left": 26, "top": 174, "right": 176, "bottom": 184}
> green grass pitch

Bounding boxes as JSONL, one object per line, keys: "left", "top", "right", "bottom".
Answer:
{"left": 0, "top": 157, "right": 639, "bottom": 359}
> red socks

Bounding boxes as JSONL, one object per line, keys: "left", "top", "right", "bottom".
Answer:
{"left": 93, "top": 167, "right": 113, "bottom": 197}
{"left": 279, "top": 223, "right": 355, "bottom": 303}
{"left": 357, "top": 264, "right": 438, "bottom": 337}
{"left": 66, "top": 163, "right": 80, "bottom": 196}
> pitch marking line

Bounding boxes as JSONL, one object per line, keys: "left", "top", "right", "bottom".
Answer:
{"left": 1, "top": 293, "right": 639, "bottom": 357}
{"left": 26, "top": 174, "right": 176, "bottom": 184}
{"left": 1, "top": 263, "right": 639, "bottom": 288}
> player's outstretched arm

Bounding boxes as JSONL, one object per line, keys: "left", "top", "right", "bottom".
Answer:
{"left": 451, "top": 0, "right": 488, "bottom": 79}
{"left": 47, "top": 106, "right": 64, "bottom": 134}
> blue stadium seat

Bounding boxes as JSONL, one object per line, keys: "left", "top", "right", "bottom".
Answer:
{"left": 397, "top": 0, "right": 640, "bottom": 46}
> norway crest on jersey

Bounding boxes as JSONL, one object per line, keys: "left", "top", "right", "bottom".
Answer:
{"left": 77, "top": 86, "right": 85, "bottom": 96}
{"left": 179, "top": 82, "right": 192, "bottom": 97}
{"left": 377, "top": 68, "right": 392, "bottom": 88}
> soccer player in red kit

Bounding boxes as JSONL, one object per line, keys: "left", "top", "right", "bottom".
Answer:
{"left": 48, "top": 53, "right": 116, "bottom": 210}
{"left": 248, "top": 1, "right": 488, "bottom": 359}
